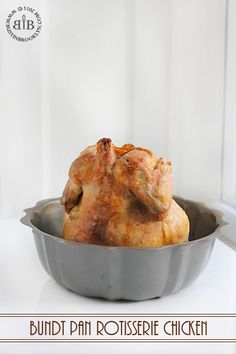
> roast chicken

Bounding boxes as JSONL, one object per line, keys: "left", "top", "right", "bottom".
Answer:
{"left": 61, "top": 138, "right": 189, "bottom": 247}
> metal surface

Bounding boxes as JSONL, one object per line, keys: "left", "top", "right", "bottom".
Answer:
{"left": 20, "top": 197, "right": 225, "bottom": 301}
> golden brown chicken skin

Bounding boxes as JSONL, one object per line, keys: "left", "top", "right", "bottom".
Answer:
{"left": 61, "top": 138, "right": 189, "bottom": 247}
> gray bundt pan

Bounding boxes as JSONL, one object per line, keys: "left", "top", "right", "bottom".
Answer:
{"left": 20, "top": 197, "right": 225, "bottom": 301}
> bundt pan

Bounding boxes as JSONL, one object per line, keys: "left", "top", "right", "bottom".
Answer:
{"left": 20, "top": 197, "right": 225, "bottom": 301}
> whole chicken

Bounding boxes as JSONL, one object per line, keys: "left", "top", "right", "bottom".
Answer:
{"left": 61, "top": 138, "right": 189, "bottom": 247}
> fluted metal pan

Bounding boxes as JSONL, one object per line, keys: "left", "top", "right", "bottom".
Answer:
{"left": 20, "top": 197, "right": 225, "bottom": 301}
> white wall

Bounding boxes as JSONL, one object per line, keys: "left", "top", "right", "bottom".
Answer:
{"left": 0, "top": 0, "right": 44, "bottom": 217}
{"left": 42, "top": 0, "right": 131, "bottom": 198}
{"left": 0, "top": 0, "right": 131, "bottom": 217}
{"left": 167, "top": 0, "right": 226, "bottom": 201}
{"left": 222, "top": 0, "right": 236, "bottom": 205}
{"left": 132, "top": 0, "right": 226, "bottom": 201}
{"left": 132, "top": 0, "right": 172, "bottom": 156}
{"left": 0, "top": 0, "right": 227, "bottom": 217}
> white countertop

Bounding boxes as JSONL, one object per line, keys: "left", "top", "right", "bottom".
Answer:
{"left": 0, "top": 218, "right": 236, "bottom": 354}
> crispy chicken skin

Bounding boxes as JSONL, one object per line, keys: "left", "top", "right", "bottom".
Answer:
{"left": 61, "top": 138, "right": 189, "bottom": 247}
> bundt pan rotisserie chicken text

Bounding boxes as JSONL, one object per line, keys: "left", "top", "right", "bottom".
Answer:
{"left": 61, "top": 138, "right": 189, "bottom": 248}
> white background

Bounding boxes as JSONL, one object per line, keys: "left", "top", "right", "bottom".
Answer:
{"left": 0, "top": 0, "right": 232, "bottom": 217}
